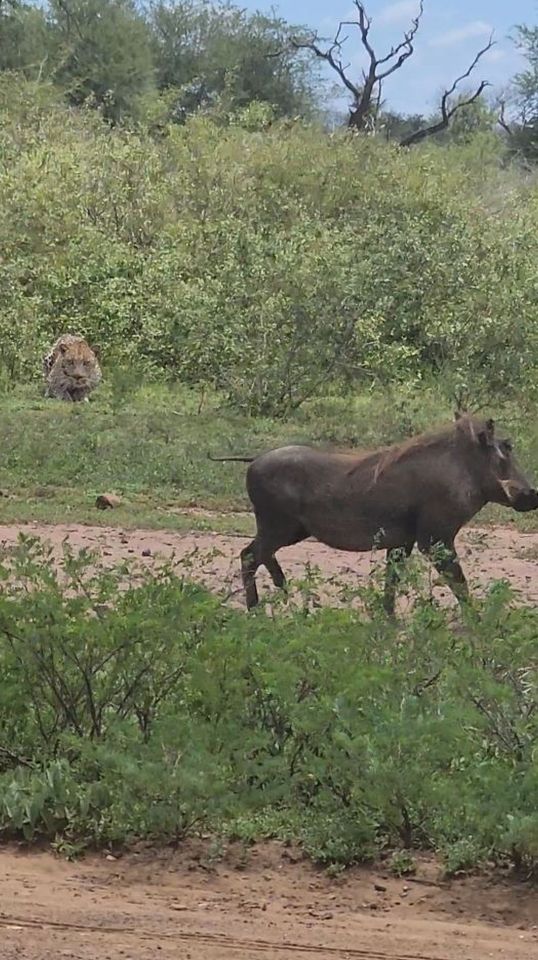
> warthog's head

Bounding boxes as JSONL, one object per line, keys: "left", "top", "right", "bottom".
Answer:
{"left": 458, "top": 414, "right": 538, "bottom": 512}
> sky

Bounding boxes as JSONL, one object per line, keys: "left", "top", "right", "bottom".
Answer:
{"left": 243, "top": 0, "right": 534, "bottom": 115}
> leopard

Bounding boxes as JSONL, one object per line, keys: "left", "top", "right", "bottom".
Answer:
{"left": 42, "top": 334, "right": 102, "bottom": 402}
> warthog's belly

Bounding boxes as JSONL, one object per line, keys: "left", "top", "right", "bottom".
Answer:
{"left": 302, "top": 514, "right": 412, "bottom": 554}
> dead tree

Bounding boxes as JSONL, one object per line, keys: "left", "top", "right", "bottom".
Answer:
{"left": 496, "top": 98, "right": 514, "bottom": 138}
{"left": 400, "top": 44, "right": 494, "bottom": 146}
{"left": 290, "top": 1, "right": 495, "bottom": 146}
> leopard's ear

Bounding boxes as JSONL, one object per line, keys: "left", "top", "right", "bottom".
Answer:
{"left": 58, "top": 341, "right": 69, "bottom": 355}
{"left": 91, "top": 344, "right": 100, "bottom": 361}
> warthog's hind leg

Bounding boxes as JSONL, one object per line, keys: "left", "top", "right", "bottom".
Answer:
{"left": 240, "top": 540, "right": 287, "bottom": 610}
{"left": 264, "top": 555, "right": 286, "bottom": 589}
{"left": 241, "top": 516, "right": 308, "bottom": 610}
{"left": 241, "top": 540, "right": 261, "bottom": 610}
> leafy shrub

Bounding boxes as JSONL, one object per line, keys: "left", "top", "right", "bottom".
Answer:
{"left": 441, "top": 838, "right": 483, "bottom": 877}
{"left": 3, "top": 76, "right": 538, "bottom": 413}
{"left": 388, "top": 850, "right": 417, "bottom": 877}
{"left": 0, "top": 537, "right": 536, "bottom": 875}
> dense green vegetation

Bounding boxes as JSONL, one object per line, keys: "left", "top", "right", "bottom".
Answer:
{"left": 0, "top": 0, "right": 319, "bottom": 124}
{"left": 0, "top": 539, "right": 536, "bottom": 875}
{"left": 2, "top": 75, "right": 538, "bottom": 419}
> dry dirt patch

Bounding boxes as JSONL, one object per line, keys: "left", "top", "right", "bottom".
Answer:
{"left": 1, "top": 520, "right": 538, "bottom": 608}
{"left": 0, "top": 843, "right": 536, "bottom": 960}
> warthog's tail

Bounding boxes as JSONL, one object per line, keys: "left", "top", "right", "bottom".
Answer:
{"left": 207, "top": 453, "right": 255, "bottom": 463}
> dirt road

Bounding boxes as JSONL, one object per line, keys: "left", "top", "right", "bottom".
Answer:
{"left": 1, "top": 519, "right": 538, "bottom": 607}
{"left": 0, "top": 843, "right": 536, "bottom": 960}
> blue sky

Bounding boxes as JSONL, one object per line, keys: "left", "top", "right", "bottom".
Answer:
{"left": 243, "top": 0, "right": 534, "bottom": 114}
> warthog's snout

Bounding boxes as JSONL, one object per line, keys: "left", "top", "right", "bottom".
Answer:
{"left": 512, "top": 487, "right": 538, "bottom": 512}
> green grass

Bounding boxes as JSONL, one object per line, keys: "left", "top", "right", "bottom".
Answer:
{"left": 1, "top": 380, "right": 538, "bottom": 533}
{"left": 0, "top": 382, "right": 293, "bottom": 530}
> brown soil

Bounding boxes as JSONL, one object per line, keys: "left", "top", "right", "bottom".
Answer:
{"left": 0, "top": 842, "right": 536, "bottom": 960}
{"left": 1, "top": 519, "right": 538, "bottom": 607}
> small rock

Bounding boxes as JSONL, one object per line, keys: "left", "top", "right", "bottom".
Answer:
{"left": 105, "top": 854, "right": 117, "bottom": 861}
{"left": 96, "top": 493, "right": 122, "bottom": 510}
{"left": 170, "top": 903, "right": 188, "bottom": 911}
{"left": 374, "top": 883, "right": 387, "bottom": 892}
{"left": 141, "top": 548, "right": 152, "bottom": 557}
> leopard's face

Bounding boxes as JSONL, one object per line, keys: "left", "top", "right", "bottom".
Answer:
{"left": 46, "top": 338, "right": 102, "bottom": 401}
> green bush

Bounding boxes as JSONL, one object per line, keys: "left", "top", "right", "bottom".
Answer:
{"left": 2, "top": 76, "right": 538, "bottom": 413}
{"left": 0, "top": 537, "right": 536, "bottom": 873}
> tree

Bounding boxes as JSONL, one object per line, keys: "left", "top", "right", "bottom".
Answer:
{"left": 376, "top": 110, "right": 425, "bottom": 143}
{"left": 502, "top": 23, "right": 538, "bottom": 160}
{"left": 513, "top": 23, "right": 538, "bottom": 124}
{"left": 0, "top": 0, "right": 52, "bottom": 78}
{"left": 48, "top": 0, "right": 155, "bottom": 122}
{"left": 290, "top": 0, "right": 494, "bottom": 146}
{"left": 147, "top": 0, "right": 320, "bottom": 120}
{"left": 0, "top": 0, "right": 322, "bottom": 125}
{"left": 423, "top": 93, "right": 496, "bottom": 146}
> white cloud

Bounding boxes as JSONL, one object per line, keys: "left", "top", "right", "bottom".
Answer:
{"left": 378, "top": 2, "right": 422, "bottom": 27}
{"left": 318, "top": 9, "right": 361, "bottom": 36}
{"left": 429, "top": 21, "right": 493, "bottom": 48}
{"left": 483, "top": 47, "right": 506, "bottom": 64}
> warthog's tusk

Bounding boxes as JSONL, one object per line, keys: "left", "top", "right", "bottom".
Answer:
{"left": 499, "top": 479, "right": 514, "bottom": 501}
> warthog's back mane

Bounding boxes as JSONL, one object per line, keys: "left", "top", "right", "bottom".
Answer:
{"left": 348, "top": 415, "right": 478, "bottom": 484}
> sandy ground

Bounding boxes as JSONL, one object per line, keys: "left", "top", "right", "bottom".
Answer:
{"left": 1, "top": 519, "right": 537, "bottom": 958}
{"left": 0, "top": 842, "right": 536, "bottom": 960}
{"left": 1, "top": 519, "right": 538, "bottom": 607}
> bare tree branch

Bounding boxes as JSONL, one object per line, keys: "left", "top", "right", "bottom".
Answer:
{"left": 289, "top": 2, "right": 495, "bottom": 147}
{"left": 291, "top": 0, "right": 424, "bottom": 131}
{"left": 497, "top": 98, "right": 513, "bottom": 137}
{"left": 400, "top": 35, "right": 495, "bottom": 146}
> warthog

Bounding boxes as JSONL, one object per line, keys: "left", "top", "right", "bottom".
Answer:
{"left": 210, "top": 414, "right": 538, "bottom": 612}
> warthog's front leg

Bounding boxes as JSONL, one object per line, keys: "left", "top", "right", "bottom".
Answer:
{"left": 384, "top": 543, "right": 414, "bottom": 616}
{"left": 420, "top": 539, "right": 469, "bottom": 606}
